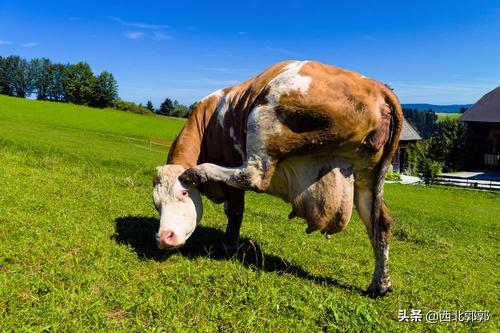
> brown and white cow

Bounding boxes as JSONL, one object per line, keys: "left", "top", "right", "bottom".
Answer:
{"left": 152, "top": 60, "right": 403, "bottom": 297}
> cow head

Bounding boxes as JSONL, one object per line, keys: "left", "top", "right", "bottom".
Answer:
{"left": 152, "top": 165, "right": 203, "bottom": 249}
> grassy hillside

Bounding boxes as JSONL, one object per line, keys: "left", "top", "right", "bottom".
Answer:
{"left": 0, "top": 95, "right": 185, "bottom": 166}
{"left": 0, "top": 96, "right": 498, "bottom": 332}
{"left": 436, "top": 112, "right": 461, "bottom": 121}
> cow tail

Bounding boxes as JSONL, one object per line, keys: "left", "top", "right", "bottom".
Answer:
{"left": 372, "top": 89, "right": 403, "bottom": 233}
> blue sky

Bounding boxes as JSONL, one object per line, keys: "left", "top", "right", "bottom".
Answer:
{"left": 1, "top": 0, "right": 499, "bottom": 106}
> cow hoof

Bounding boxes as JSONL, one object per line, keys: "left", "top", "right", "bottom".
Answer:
{"left": 180, "top": 168, "right": 207, "bottom": 185}
{"left": 221, "top": 241, "right": 239, "bottom": 257}
{"left": 366, "top": 283, "right": 393, "bottom": 298}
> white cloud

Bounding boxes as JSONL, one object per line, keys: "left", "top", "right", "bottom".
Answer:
{"left": 23, "top": 42, "right": 39, "bottom": 47}
{"left": 153, "top": 31, "right": 172, "bottom": 40}
{"left": 174, "top": 78, "right": 239, "bottom": 86}
{"left": 202, "top": 67, "right": 234, "bottom": 73}
{"left": 0, "top": 40, "right": 12, "bottom": 45}
{"left": 125, "top": 31, "right": 146, "bottom": 40}
{"left": 238, "top": 31, "right": 248, "bottom": 35}
{"left": 265, "top": 46, "right": 299, "bottom": 56}
{"left": 201, "top": 67, "right": 253, "bottom": 75}
{"left": 111, "top": 16, "right": 169, "bottom": 30}
{"left": 113, "top": 17, "right": 171, "bottom": 41}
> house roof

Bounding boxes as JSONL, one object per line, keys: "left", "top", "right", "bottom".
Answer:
{"left": 460, "top": 86, "right": 500, "bottom": 123}
{"left": 400, "top": 118, "right": 422, "bottom": 141}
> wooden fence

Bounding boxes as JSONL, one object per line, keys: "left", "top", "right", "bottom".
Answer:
{"left": 149, "top": 137, "right": 170, "bottom": 152}
{"left": 434, "top": 175, "right": 500, "bottom": 191}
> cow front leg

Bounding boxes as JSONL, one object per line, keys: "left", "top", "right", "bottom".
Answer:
{"left": 180, "top": 159, "right": 276, "bottom": 193}
{"left": 221, "top": 186, "right": 245, "bottom": 254}
{"left": 179, "top": 163, "right": 238, "bottom": 187}
{"left": 355, "top": 184, "right": 393, "bottom": 297}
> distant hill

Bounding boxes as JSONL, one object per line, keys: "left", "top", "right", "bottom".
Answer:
{"left": 402, "top": 103, "right": 472, "bottom": 113}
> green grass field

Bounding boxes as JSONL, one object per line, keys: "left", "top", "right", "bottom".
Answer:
{"left": 1, "top": 95, "right": 498, "bottom": 332}
{"left": 436, "top": 113, "right": 461, "bottom": 122}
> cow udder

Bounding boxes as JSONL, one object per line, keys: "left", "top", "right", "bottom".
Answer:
{"left": 290, "top": 166, "right": 354, "bottom": 236}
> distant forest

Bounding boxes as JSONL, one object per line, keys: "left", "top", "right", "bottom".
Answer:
{"left": 0, "top": 55, "right": 191, "bottom": 117}
{"left": 401, "top": 103, "right": 471, "bottom": 113}
{"left": 403, "top": 108, "right": 438, "bottom": 139}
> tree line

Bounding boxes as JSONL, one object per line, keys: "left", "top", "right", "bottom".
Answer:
{"left": 144, "top": 98, "right": 194, "bottom": 118}
{"left": 0, "top": 55, "right": 118, "bottom": 108}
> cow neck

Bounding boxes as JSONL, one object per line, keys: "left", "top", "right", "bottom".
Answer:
{"left": 166, "top": 94, "right": 220, "bottom": 169}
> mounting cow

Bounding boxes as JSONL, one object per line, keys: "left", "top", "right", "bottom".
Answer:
{"left": 152, "top": 60, "right": 403, "bottom": 297}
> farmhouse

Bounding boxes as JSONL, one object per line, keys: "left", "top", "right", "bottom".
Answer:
{"left": 391, "top": 118, "right": 422, "bottom": 173}
{"left": 460, "top": 86, "right": 500, "bottom": 169}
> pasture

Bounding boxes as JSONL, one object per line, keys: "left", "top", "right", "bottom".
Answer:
{"left": 436, "top": 112, "right": 462, "bottom": 121}
{"left": 0, "top": 95, "right": 498, "bottom": 332}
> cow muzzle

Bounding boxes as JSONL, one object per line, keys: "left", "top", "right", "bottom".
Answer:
{"left": 156, "top": 230, "right": 184, "bottom": 250}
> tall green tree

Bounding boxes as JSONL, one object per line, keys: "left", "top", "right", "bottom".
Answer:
{"left": 0, "top": 56, "right": 19, "bottom": 96}
{"left": 63, "top": 62, "right": 94, "bottom": 105}
{"left": 47, "top": 63, "right": 68, "bottom": 101}
{"left": 406, "top": 139, "right": 444, "bottom": 183}
{"left": 30, "top": 58, "right": 52, "bottom": 100}
{"left": 0, "top": 56, "right": 33, "bottom": 97}
{"left": 429, "top": 118, "right": 467, "bottom": 171}
{"left": 172, "top": 104, "right": 188, "bottom": 118}
{"left": 146, "top": 100, "right": 154, "bottom": 112}
{"left": 158, "top": 98, "right": 174, "bottom": 116}
{"left": 0, "top": 56, "right": 12, "bottom": 95}
{"left": 91, "top": 71, "right": 118, "bottom": 108}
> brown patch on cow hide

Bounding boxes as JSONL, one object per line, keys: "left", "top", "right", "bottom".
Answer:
{"left": 275, "top": 104, "right": 332, "bottom": 133}
{"left": 378, "top": 201, "right": 395, "bottom": 241}
{"left": 261, "top": 70, "right": 388, "bottom": 163}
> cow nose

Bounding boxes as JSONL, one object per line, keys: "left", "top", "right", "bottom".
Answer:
{"left": 156, "top": 230, "right": 178, "bottom": 249}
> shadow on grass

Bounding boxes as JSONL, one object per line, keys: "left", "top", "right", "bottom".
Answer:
{"left": 113, "top": 215, "right": 364, "bottom": 295}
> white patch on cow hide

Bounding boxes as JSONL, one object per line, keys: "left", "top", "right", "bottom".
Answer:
{"left": 216, "top": 91, "right": 231, "bottom": 128}
{"left": 244, "top": 61, "right": 312, "bottom": 181}
{"left": 246, "top": 103, "right": 278, "bottom": 174}
{"left": 266, "top": 60, "right": 312, "bottom": 105}
{"left": 249, "top": 60, "right": 312, "bottom": 140}
{"left": 200, "top": 88, "right": 224, "bottom": 102}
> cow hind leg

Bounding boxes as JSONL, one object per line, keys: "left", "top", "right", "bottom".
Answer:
{"left": 354, "top": 184, "right": 394, "bottom": 297}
